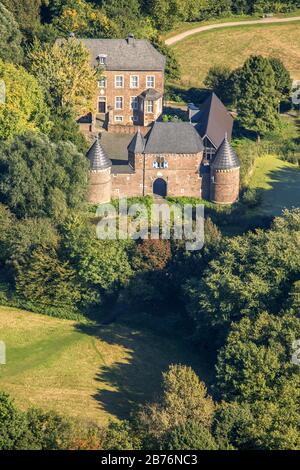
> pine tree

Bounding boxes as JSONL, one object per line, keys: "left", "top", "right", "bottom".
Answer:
{"left": 237, "top": 55, "right": 279, "bottom": 139}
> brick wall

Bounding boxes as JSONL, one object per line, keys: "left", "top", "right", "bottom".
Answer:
{"left": 210, "top": 169, "right": 240, "bottom": 204}
{"left": 97, "top": 70, "right": 164, "bottom": 128}
{"left": 111, "top": 151, "right": 203, "bottom": 198}
{"left": 88, "top": 168, "right": 112, "bottom": 204}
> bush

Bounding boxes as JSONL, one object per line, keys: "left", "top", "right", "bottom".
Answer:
{"left": 241, "top": 188, "right": 262, "bottom": 208}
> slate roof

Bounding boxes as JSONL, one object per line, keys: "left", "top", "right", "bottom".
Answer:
{"left": 143, "top": 122, "right": 204, "bottom": 154}
{"left": 140, "top": 88, "right": 162, "bottom": 101}
{"left": 128, "top": 129, "right": 145, "bottom": 153}
{"left": 211, "top": 135, "right": 240, "bottom": 171}
{"left": 78, "top": 36, "right": 166, "bottom": 71}
{"left": 193, "top": 93, "right": 233, "bottom": 149}
{"left": 87, "top": 136, "right": 112, "bottom": 170}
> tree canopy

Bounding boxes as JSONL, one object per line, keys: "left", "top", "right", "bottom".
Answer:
{"left": 0, "top": 2, "right": 23, "bottom": 64}
{"left": 0, "top": 59, "right": 51, "bottom": 140}
{"left": 28, "top": 37, "right": 100, "bottom": 115}
{"left": 0, "top": 132, "right": 88, "bottom": 218}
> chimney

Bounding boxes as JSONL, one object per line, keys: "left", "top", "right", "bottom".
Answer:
{"left": 127, "top": 33, "right": 135, "bottom": 45}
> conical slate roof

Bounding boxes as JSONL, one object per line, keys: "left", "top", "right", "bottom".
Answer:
{"left": 128, "top": 128, "right": 145, "bottom": 153}
{"left": 87, "top": 135, "right": 112, "bottom": 170}
{"left": 211, "top": 135, "right": 240, "bottom": 171}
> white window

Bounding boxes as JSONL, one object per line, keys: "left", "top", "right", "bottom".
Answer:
{"left": 114, "top": 116, "right": 123, "bottom": 122}
{"left": 97, "top": 55, "right": 107, "bottom": 65}
{"left": 115, "top": 96, "right": 123, "bottom": 110}
{"left": 146, "top": 100, "right": 154, "bottom": 113}
{"left": 130, "top": 75, "right": 139, "bottom": 88}
{"left": 115, "top": 75, "right": 124, "bottom": 88}
{"left": 131, "top": 96, "right": 138, "bottom": 110}
{"left": 98, "top": 77, "right": 106, "bottom": 88}
{"left": 146, "top": 75, "right": 155, "bottom": 88}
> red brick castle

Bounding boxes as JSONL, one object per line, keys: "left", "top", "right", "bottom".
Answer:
{"left": 83, "top": 35, "right": 240, "bottom": 205}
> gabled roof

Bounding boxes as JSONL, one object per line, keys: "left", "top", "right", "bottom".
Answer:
{"left": 211, "top": 135, "right": 240, "bottom": 171}
{"left": 143, "top": 122, "right": 204, "bottom": 154}
{"left": 193, "top": 93, "right": 233, "bottom": 149}
{"left": 78, "top": 36, "right": 166, "bottom": 71}
{"left": 87, "top": 136, "right": 112, "bottom": 170}
{"left": 128, "top": 129, "right": 145, "bottom": 153}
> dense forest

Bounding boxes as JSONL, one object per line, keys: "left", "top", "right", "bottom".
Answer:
{"left": 0, "top": 0, "right": 300, "bottom": 452}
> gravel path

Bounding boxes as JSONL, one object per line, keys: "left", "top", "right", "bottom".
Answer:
{"left": 165, "top": 16, "right": 300, "bottom": 45}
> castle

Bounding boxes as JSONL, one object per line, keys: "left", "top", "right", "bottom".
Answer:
{"left": 81, "top": 35, "right": 240, "bottom": 205}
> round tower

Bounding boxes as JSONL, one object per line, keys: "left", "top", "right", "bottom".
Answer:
{"left": 86, "top": 135, "right": 112, "bottom": 204}
{"left": 210, "top": 135, "right": 240, "bottom": 204}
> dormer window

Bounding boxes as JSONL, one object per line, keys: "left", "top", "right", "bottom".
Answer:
{"left": 97, "top": 54, "right": 107, "bottom": 65}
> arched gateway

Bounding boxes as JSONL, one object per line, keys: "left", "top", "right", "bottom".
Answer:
{"left": 153, "top": 178, "right": 167, "bottom": 197}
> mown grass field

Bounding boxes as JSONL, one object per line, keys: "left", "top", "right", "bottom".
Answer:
{"left": 0, "top": 306, "right": 206, "bottom": 425}
{"left": 163, "top": 10, "right": 300, "bottom": 39}
{"left": 171, "top": 22, "right": 300, "bottom": 89}
{"left": 248, "top": 155, "right": 300, "bottom": 215}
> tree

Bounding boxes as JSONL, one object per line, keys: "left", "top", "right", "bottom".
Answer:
{"left": 236, "top": 55, "right": 279, "bottom": 138}
{"left": 0, "top": 2, "right": 23, "bottom": 64}
{"left": 185, "top": 209, "right": 300, "bottom": 335}
{"left": 0, "top": 132, "right": 88, "bottom": 218}
{"left": 60, "top": 214, "right": 134, "bottom": 309}
{"left": 216, "top": 311, "right": 300, "bottom": 403}
{"left": 269, "top": 57, "right": 292, "bottom": 102}
{"left": 151, "top": 37, "right": 181, "bottom": 81}
{"left": 1, "top": 0, "right": 45, "bottom": 32}
{"left": 15, "top": 247, "right": 82, "bottom": 315}
{"left": 102, "top": 421, "right": 141, "bottom": 450}
{"left": 162, "top": 421, "right": 218, "bottom": 450}
{"left": 137, "top": 365, "right": 214, "bottom": 443}
{"left": 0, "top": 392, "right": 27, "bottom": 450}
{"left": 204, "top": 66, "right": 235, "bottom": 105}
{"left": 205, "top": 0, "right": 232, "bottom": 17}
{"left": 52, "top": 0, "right": 120, "bottom": 38}
{"left": 49, "top": 106, "right": 89, "bottom": 154}
{"left": 0, "top": 59, "right": 51, "bottom": 141}
{"left": 28, "top": 37, "right": 100, "bottom": 115}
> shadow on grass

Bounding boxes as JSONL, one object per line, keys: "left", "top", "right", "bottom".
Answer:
{"left": 256, "top": 165, "right": 300, "bottom": 216}
{"left": 75, "top": 322, "right": 215, "bottom": 420}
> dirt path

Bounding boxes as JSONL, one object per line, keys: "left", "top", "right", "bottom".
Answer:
{"left": 165, "top": 16, "right": 300, "bottom": 46}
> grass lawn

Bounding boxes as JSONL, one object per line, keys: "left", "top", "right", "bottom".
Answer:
{"left": 171, "top": 22, "right": 300, "bottom": 90}
{"left": 248, "top": 155, "right": 300, "bottom": 216}
{"left": 163, "top": 10, "right": 300, "bottom": 39}
{"left": 0, "top": 306, "right": 208, "bottom": 425}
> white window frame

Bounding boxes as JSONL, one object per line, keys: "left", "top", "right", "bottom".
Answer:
{"left": 115, "top": 96, "right": 123, "bottom": 110}
{"left": 115, "top": 75, "right": 124, "bottom": 88}
{"left": 98, "top": 77, "right": 107, "bottom": 88}
{"left": 146, "top": 75, "right": 155, "bottom": 88}
{"left": 114, "top": 116, "right": 124, "bottom": 122}
{"left": 146, "top": 100, "right": 154, "bottom": 113}
{"left": 130, "top": 96, "right": 138, "bottom": 110}
{"left": 130, "top": 75, "right": 139, "bottom": 88}
{"left": 98, "top": 55, "right": 106, "bottom": 65}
